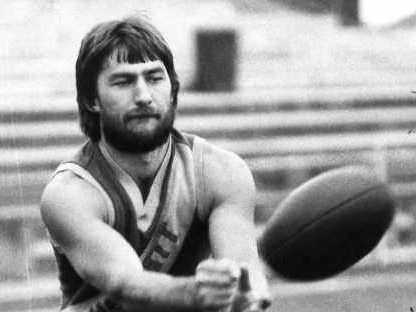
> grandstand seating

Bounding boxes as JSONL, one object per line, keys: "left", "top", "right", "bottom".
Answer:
{"left": 3, "top": 90, "right": 416, "bottom": 252}
{"left": 2, "top": 88, "right": 416, "bottom": 311}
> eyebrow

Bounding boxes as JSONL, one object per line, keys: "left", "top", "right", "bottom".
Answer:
{"left": 145, "top": 67, "right": 165, "bottom": 75}
{"left": 109, "top": 72, "right": 136, "bottom": 80}
{"left": 109, "top": 65, "right": 165, "bottom": 80}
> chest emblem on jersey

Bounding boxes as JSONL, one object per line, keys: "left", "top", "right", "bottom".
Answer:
{"left": 142, "top": 221, "right": 179, "bottom": 271}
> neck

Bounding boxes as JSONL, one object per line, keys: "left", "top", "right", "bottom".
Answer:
{"left": 99, "top": 137, "right": 170, "bottom": 181}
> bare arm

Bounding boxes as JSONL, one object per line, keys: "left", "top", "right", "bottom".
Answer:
{"left": 203, "top": 144, "right": 271, "bottom": 310}
{"left": 41, "top": 172, "right": 199, "bottom": 311}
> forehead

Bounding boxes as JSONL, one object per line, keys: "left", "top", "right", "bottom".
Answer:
{"left": 100, "top": 58, "right": 167, "bottom": 76}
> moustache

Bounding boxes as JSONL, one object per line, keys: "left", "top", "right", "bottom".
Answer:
{"left": 123, "top": 109, "right": 161, "bottom": 122}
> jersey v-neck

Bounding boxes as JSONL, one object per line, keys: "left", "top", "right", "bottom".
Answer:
{"left": 98, "top": 137, "right": 172, "bottom": 232}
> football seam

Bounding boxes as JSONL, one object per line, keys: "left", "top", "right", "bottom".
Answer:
{"left": 262, "top": 183, "right": 387, "bottom": 260}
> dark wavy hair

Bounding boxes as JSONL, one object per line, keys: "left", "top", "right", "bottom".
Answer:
{"left": 75, "top": 15, "right": 180, "bottom": 141}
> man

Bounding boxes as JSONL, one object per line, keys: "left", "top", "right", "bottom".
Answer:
{"left": 41, "top": 15, "right": 271, "bottom": 312}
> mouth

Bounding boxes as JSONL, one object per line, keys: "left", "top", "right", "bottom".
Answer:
{"left": 124, "top": 112, "right": 161, "bottom": 122}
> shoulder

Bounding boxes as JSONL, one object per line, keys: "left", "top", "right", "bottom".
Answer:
{"left": 201, "top": 139, "right": 251, "bottom": 177}
{"left": 41, "top": 170, "right": 108, "bottom": 227}
{"left": 199, "top": 140, "right": 255, "bottom": 208}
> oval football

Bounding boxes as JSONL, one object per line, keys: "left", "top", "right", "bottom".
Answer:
{"left": 258, "top": 166, "right": 395, "bottom": 280}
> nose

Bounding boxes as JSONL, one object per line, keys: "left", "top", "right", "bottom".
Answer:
{"left": 133, "top": 78, "right": 152, "bottom": 106}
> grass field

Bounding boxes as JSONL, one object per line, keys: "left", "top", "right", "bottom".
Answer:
{"left": 5, "top": 273, "right": 416, "bottom": 312}
{"left": 3, "top": 266, "right": 416, "bottom": 312}
{"left": 269, "top": 270, "right": 416, "bottom": 312}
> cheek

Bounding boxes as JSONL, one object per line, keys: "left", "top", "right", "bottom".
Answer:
{"left": 154, "top": 84, "right": 173, "bottom": 109}
{"left": 97, "top": 93, "right": 125, "bottom": 123}
{"left": 100, "top": 107, "right": 126, "bottom": 131}
{"left": 98, "top": 90, "right": 129, "bottom": 113}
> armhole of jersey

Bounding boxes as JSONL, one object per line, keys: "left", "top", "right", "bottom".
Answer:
{"left": 192, "top": 136, "right": 210, "bottom": 222}
{"left": 53, "top": 162, "right": 115, "bottom": 226}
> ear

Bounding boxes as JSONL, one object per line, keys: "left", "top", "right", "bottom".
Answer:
{"left": 86, "top": 98, "right": 101, "bottom": 113}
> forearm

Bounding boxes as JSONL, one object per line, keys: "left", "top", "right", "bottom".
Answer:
{"left": 210, "top": 208, "right": 259, "bottom": 262}
{"left": 108, "top": 271, "right": 197, "bottom": 312}
{"left": 208, "top": 206, "right": 271, "bottom": 310}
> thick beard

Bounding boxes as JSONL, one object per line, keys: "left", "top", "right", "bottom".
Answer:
{"left": 101, "top": 107, "right": 175, "bottom": 154}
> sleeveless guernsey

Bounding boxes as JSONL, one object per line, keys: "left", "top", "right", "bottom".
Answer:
{"left": 52, "top": 129, "right": 211, "bottom": 311}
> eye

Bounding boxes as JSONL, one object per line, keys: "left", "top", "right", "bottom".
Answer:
{"left": 147, "top": 73, "right": 165, "bottom": 83}
{"left": 113, "top": 79, "right": 133, "bottom": 86}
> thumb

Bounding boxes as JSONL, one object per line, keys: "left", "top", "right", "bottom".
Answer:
{"left": 238, "top": 266, "right": 271, "bottom": 310}
{"left": 239, "top": 266, "right": 251, "bottom": 292}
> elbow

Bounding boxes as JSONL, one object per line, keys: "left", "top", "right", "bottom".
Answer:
{"left": 103, "top": 277, "right": 126, "bottom": 303}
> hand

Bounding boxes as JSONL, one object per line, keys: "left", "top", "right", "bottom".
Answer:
{"left": 232, "top": 265, "right": 271, "bottom": 312}
{"left": 193, "top": 258, "right": 241, "bottom": 311}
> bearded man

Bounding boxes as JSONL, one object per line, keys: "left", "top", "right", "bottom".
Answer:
{"left": 41, "top": 15, "right": 271, "bottom": 312}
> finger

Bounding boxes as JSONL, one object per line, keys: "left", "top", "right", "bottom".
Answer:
{"left": 246, "top": 289, "right": 271, "bottom": 311}
{"left": 198, "top": 290, "right": 235, "bottom": 310}
{"left": 249, "top": 299, "right": 272, "bottom": 311}
{"left": 196, "top": 271, "right": 240, "bottom": 288}
{"left": 238, "top": 266, "right": 251, "bottom": 292}
{"left": 198, "top": 259, "right": 241, "bottom": 280}
{"left": 207, "top": 303, "right": 233, "bottom": 312}
{"left": 194, "top": 278, "right": 238, "bottom": 307}
{"left": 216, "top": 258, "right": 241, "bottom": 277}
{"left": 238, "top": 266, "right": 272, "bottom": 311}
{"left": 197, "top": 258, "right": 240, "bottom": 275}
{"left": 204, "top": 295, "right": 234, "bottom": 309}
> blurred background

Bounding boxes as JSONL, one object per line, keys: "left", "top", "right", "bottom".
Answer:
{"left": 1, "top": 0, "right": 416, "bottom": 311}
